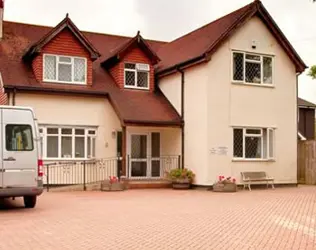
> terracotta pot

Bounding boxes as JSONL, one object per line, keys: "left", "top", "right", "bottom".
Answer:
{"left": 212, "top": 182, "right": 237, "bottom": 192}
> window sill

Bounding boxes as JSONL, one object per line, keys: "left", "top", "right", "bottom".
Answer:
{"left": 124, "top": 85, "right": 150, "bottom": 91}
{"left": 43, "top": 80, "right": 87, "bottom": 85}
{"left": 232, "top": 82, "right": 274, "bottom": 88}
{"left": 232, "top": 158, "right": 275, "bottom": 162}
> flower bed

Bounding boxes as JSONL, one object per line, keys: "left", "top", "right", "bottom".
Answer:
{"left": 101, "top": 176, "right": 127, "bottom": 191}
{"left": 212, "top": 176, "right": 237, "bottom": 192}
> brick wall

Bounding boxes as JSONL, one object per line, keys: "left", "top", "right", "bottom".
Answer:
{"left": 109, "top": 46, "right": 155, "bottom": 91}
{"left": 32, "top": 28, "right": 93, "bottom": 85}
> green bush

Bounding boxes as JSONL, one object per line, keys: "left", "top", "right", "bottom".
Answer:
{"left": 167, "top": 168, "right": 195, "bottom": 181}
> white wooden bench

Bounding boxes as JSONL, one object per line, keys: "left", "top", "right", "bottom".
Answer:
{"left": 241, "top": 171, "right": 274, "bottom": 191}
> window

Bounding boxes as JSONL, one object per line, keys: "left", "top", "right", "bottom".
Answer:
{"left": 124, "top": 63, "right": 150, "bottom": 89}
{"left": 43, "top": 54, "right": 87, "bottom": 84}
{"left": 232, "top": 51, "right": 273, "bottom": 85}
{"left": 40, "top": 126, "right": 96, "bottom": 159}
{"left": 233, "top": 128, "right": 275, "bottom": 160}
{"left": 6, "top": 125, "right": 34, "bottom": 151}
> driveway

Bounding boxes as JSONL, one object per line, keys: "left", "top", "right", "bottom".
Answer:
{"left": 0, "top": 186, "right": 315, "bottom": 250}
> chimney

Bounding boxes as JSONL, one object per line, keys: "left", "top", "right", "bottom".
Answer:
{"left": 0, "top": 0, "right": 4, "bottom": 39}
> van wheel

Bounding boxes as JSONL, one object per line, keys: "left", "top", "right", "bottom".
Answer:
{"left": 24, "top": 196, "right": 37, "bottom": 208}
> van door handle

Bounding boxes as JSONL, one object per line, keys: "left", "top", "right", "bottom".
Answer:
{"left": 3, "top": 157, "right": 16, "bottom": 161}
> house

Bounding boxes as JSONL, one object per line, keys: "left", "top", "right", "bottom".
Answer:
{"left": 0, "top": 0, "right": 306, "bottom": 186}
{"left": 298, "top": 98, "right": 316, "bottom": 140}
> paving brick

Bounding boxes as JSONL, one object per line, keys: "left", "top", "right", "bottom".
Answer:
{"left": 0, "top": 186, "right": 315, "bottom": 249}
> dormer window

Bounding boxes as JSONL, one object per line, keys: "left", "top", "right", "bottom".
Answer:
{"left": 43, "top": 54, "right": 87, "bottom": 84}
{"left": 124, "top": 63, "right": 149, "bottom": 89}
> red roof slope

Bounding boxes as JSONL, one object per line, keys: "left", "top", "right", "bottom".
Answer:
{"left": 0, "top": 21, "right": 181, "bottom": 126}
{"left": 157, "top": 0, "right": 307, "bottom": 74}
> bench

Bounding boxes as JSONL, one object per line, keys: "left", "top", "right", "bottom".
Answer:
{"left": 240, "top": 171, "right": 274, "bottom": 191}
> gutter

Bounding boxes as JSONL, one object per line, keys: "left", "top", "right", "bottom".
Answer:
{"left": 4, "top": 85, "right": 109, "bottom": 97}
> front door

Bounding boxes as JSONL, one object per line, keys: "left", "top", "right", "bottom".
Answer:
{"left": 2, "top": 109, "right": 38, "bottom": 187}
{"left": 129, "top": 133, "right": 161, "bottom": 178}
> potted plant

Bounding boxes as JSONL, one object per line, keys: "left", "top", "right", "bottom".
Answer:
{"left": 167, "top": 168, "right": 195, "bottom": 189}
{"left": 212, "top": 175, "right": 237, "bottom": 192}
{"left": 101, "top": 176, "right": 126, "bottom": 191}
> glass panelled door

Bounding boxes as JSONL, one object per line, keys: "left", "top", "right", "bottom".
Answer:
{"left": 130, "top": 134, "right": 148, "bottom": 177}
{"left": 129, "top": 133, "right": 161, "bottom": 178}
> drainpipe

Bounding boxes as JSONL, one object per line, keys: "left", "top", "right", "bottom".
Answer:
{"left": 12, "top": 88, "right": 16, "bottom": 106}
{"left": 177, "top": 68, "right": 185, "bottom": 169}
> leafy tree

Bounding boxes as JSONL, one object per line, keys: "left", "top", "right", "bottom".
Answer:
{"left": 308, "top": 66, "right": 316, "bottom": 79}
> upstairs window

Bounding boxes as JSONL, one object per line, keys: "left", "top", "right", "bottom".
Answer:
{"left": 124, "top": 63, "right": 150, "bottom": 89}
{"left": 43, "top": 54, "right": 87, "bottom": 84}
{"left": 232, "top": 52, "right": 273, "bottom": 85}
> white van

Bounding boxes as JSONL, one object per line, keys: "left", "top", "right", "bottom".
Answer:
{"left": 0, "top": 106, "right": 43, "bottom": 208}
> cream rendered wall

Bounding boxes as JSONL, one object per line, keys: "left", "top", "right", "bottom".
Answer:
{"left": 15, "top": 93, "right": 122, "bottom": 159}
{"left": 159, "top": 73, "right": 182, "bottom": 115}
{"left": 207, "top": 16, "right": 297, "bottom": 184}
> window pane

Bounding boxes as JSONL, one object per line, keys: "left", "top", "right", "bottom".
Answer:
{"left": 233, "top": 53, "right": 244, "bottom": 81}
{"left": 47, "top": 128, "right": 58, "bottom": 134}
{"left": 245, "top": 62, "right": 261, "bottom": 83}
{"left": 88, "top": 130, "right": 96, "bottom": 135}
{"left": 92, "top": 138, "right": 96, "bottom": 157}
{"left": 246, "top": 54, "right": 260, "bottom": 61}
{"left": 61, "top": 137, "right": 72, "bottom": 158}
{"left": 87, "top": 137, "right": 96, "bottom": 158}
{"left": 74, "top": 58, "right": 86, "bottom": 82}
{"left": 75, "top": 129, "right": 85, "bottom": 135}
{"left": 263, "top": 129, "right": 268, "bottom": 158}
{"left": 137, "top": 71, "right": 149, "bottom": 88}
{"left": 75, "top": 137, "right": 85, "bottom": 158}
{"left": 61, "top": 128, "right": 72, "bottom": 135}
{"left": 125, "top": 63, "right": 136, "bottom": 69}
{"left": 245, "top": 137, "right": 261, "bottom": 158}
{"left": 151, "top": 133, "right": 160, "bottom": 157}
{"left": 59, "top": 56, "right": 71, "bottom": 63}
{"left": 47, "top": 136, "right": 58, "bottom": 158}
{"left": 268, "top": 129, "right": 274, "bottom": 158}
{"left": 58, "top": 63, "right": 72, "bottom": 82}
{"left": 233, "top": 129, "right": 243, "bottom": 157}
{"left": 151, "top": 160, "right": 160, "bottom": 177}
{"left": 131, "top": 162, "right": 147, "bottom": 177}
{"left": 246, "top": 129, "right": 261, "bottom": 135}
{"left": 131, "top": 135, "right": 147, "bottom": 158}
{"left": 263, "top": 57, "right": 272, "bottom": 84}
{"left": 6, "top": 125, "right": 34, "bottom": 151}
{"left": 44, "top": 55, "right": 56, "bottom": 80}
{"left": 125, "top": 71, "right": 135, "bottom": 86}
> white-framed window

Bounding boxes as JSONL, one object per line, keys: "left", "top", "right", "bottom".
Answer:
{"left": 43, "top": 54, "right": 87, "bottom": 84}
{"left": 124, "top": 63, "right": 150, "bottom": 89}
{"left": 232, "top": 51, "right": 273, "bottom": 85}
{"left": 39, "top": 126, "right": 96, "bottom": 159}
{"left": 233, "top": 127, "right": 275, "bottom": 160}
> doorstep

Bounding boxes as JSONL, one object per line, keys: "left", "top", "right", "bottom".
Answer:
{"left": 126, "top": 179, "right": 172, "bottom": 189}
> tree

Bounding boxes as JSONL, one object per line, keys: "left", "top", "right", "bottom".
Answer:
{"left": 308, "top": 66, "right": 316, "bottom": 79}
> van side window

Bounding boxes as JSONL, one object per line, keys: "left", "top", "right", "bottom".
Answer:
{"left": 6, "top": 125, "right": 34, "bottom": 151}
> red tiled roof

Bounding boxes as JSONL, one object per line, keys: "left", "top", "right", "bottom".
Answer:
{"left": 0, "top": 21, "right": 181, "bottom": 126}
{"left": 156, "top": 0, "right": 307, "bottom": 74}
{"left": 102, "top": 31, "right": 160, "bottom": 68}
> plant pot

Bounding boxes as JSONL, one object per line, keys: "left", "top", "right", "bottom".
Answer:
{"left": 172, "top": 178, "right": 191, "bottom": 190}
{"left": 212, "top": 182, "right": 237, "bottom": 192}
{"left": 101, "top": 180, "right": 126, "bottom": 191}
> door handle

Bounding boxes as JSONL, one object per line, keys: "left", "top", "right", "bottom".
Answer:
{"left": 3, "top": 157, "right": 16, "bottom": 161}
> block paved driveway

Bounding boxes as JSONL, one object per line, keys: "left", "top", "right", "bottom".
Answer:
{"left": 0, "top": 186, "right": 316, "bottom": 250}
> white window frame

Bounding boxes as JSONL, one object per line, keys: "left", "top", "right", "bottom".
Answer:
{"left": 231, "top": 51, "right": 274, "bottom": 86}
{"left": 124, "top": 62, "right": 150, "bottom": 90}
{"left": 43, "top": 54, "right": 87, "bottom": 85}
{"left": 233, "top": 127, "right": 275, "bottom": 161}
{"left": 40, "top": 126, "right": 97, "bottom": 160}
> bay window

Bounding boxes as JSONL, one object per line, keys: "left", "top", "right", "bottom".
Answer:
{"left": 233, "top": 127, "right": 275, "bottom": 160}
{"left": 40, "top": 126, "right": 96, "bottom": 159}
{"left": 43, "top": 54, "right": 87, "bottom": 84}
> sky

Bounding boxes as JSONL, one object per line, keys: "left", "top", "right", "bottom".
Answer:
{"left": 3, "top": 0, "right": 316, "bottom": 102}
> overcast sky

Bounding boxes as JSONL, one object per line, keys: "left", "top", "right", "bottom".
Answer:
{"left": 3, "top": 0, "right": 316, "bottom": 102}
